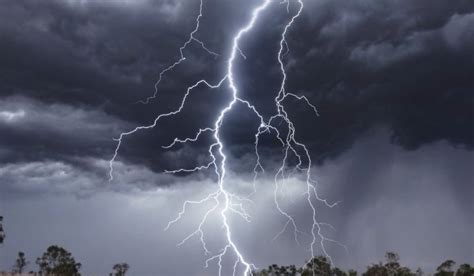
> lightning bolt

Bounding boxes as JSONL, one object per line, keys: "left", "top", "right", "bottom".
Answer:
{"left": 138, "top": 0, "right": 218, "bottom": 105}
{"left": 109, "top": 0, "right": 345, "bottom": 275}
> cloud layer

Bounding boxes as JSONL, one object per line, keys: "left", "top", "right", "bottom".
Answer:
{"left": 0, "top": 0, "right": 472, "bottom": 274}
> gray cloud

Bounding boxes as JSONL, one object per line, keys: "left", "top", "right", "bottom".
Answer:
{"left": 0, "top": 96, "right": 131, "bottom": 164}
{"left": 1, "top": 0, "right": 472, "bottom": 172}
{"left": 349, "top": 33, "right": 426, "bottom": 69}
{"left": 442, "top": 12, "right": 474, "bottom": 50}
{"left": 0, "top": 0, "right": 473, "bottom": 274}
{"left": 0, "top": 158, "right": 177, "bottom": 198}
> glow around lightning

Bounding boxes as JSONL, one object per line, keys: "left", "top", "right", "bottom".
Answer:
{"left": 109, "top": 0, "right": 343, "bottom": 275}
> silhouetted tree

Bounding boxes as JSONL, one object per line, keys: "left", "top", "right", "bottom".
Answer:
{"left": 455, "top": 264, "right": 474, "bottom": 276}
{"left": 36, "top": 245, "right": 81, "bottom": 276}
{"left": 385, "top": 252, "right": 401, "bottom": 274}
{"left": 112, "top": 263, "right": 130, "bottom": 276}
{"left": 0, "top": 216, "right": 5, "bottom": 244}
{"left": 363, "top": 252, "right": 414, "bottom": 276}
{"left": 252, "top": 264, "right": 300, "bottom": 275}
{"left": 363, "top": 262, "right": 386, "bottom": 276}
{"left": 252, "top": 256, "right": 349, "bottom": 276}
{"left": 302, "top": 256, "right": 332, "bottom": 275}
{"left": 348, "top": 269, "right": 357, "bottom": 276}
{"left": 13, "top": 251, "right": 28, "bottom": 273}
{"left": 435, "top": 260, "right": 456, "bottom": 276}
{"left": 332, "top": 267, "right": 348, "bottom": 276}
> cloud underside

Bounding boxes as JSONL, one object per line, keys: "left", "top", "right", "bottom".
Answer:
{"left": 0, "top": 0, "right": 472, "bottom": 176}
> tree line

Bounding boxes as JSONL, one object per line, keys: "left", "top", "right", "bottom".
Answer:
{"left": 252, "top": 252, "right": 474, "bottom": 276}
{"left": 1, "top": 216, "right": 472, "bottom": 275}
{"left": 1, "top": 216, "right": 128, "bottom": 276}
{"left": 3, "top": 249, "right": 473, "bottom": 275}
{"left": 4, "top": 246, "right": 129, "bottom": 276}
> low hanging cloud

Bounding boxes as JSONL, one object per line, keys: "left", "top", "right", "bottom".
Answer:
{"left": 0, "top": 96, "right": 131, "bottom": 165}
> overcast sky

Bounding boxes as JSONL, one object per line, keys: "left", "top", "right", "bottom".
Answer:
{"left": 0, "top": 0, "right": 473, "bottom": 275}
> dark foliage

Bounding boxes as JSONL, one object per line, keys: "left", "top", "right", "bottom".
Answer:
{"left": 35, "top": 245, "right": 81, "bottom": 276}
{"left": 13, "top": 251, "right": 29, "bottom": 273}
{"left": 0, "top": 216, "right": 5, "bottom": 244}
{"left": 111, "top": 262, "right": 130, "bottom": 276}
{"left": 253, "top": 252, "right": 474, "bottom": 276}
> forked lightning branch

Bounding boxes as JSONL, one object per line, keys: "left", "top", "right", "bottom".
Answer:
{"left": 109, "top": 0, "right": 342, "bottom": 275}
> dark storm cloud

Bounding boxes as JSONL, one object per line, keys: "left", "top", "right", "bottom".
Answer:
{"left": 0, "top": 95, "right": 130, "bottom": 164}
{"left": 1, "top": 1, "right": 472, "bottom": 274}
{"left": 0, "top": 0, "right": 472, "bottom": 174}
{"left": 0, "top": 0, "right": 264, "bottom": 172}
{"left": 282, "top": 0, "right": 474, "bottom": 161}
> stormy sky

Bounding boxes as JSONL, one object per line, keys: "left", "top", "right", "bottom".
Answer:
{"left": 0, "top": 0, "right": 473, "bottom": 275}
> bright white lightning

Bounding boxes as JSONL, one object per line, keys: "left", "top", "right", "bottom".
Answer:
{"left": 109, "top": 0, "right": 344, "bottom": 275}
